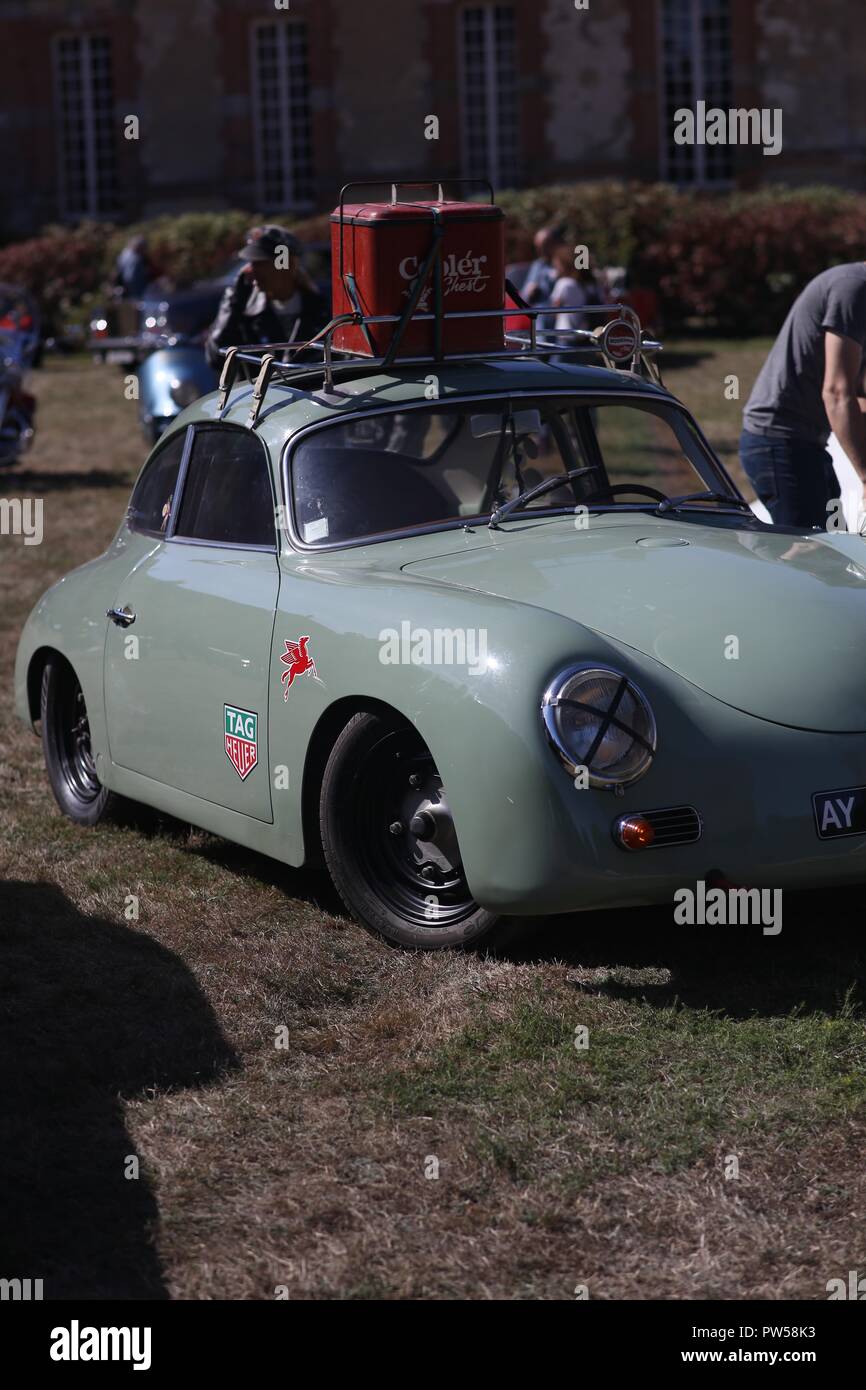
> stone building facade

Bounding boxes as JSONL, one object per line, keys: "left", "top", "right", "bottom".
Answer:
{"left": 0, "top": 0, "right": 861, "bottom": 236}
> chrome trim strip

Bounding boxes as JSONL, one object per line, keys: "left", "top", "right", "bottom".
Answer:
{"left": 167, "top": 536, "right": 277, "bottom": 553}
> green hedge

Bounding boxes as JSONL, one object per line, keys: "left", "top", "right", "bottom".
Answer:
{"left": 2, "top": 186, "right": 865, "bottom": 337}
{"left": 499, "top": 181, "right": 866, "bottom": 333}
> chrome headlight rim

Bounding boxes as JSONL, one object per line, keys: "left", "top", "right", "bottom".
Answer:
{"left": 541, "top": 662, "right": 657, "bottom": 789}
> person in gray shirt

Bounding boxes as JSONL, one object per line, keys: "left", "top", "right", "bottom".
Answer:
{"left": 741, "top": 262, "right": 866, "bottom": 527}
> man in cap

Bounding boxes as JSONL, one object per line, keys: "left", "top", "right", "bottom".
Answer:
{"left": 205, "top": 225, "right": 327, "bottom": 368}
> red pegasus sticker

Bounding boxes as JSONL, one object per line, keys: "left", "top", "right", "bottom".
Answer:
{"left": 280, "top": 635, "right": 317, "bottom": 699}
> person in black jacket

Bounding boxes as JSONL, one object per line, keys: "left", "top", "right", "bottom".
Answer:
{"left": 205, "top": 225, "right": 328, "bottom": 369}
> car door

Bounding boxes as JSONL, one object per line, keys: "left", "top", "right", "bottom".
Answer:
{"left": 103, "top": 422, "right": 279, "bottom": 822}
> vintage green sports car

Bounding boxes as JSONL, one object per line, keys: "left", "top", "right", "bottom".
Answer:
{"left": 15, "top": 310, "right": 866, "bottom": 948}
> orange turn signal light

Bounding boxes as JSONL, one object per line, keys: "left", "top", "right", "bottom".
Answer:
{"left": 617, "top": 816, "right": 656, "bottom": 850}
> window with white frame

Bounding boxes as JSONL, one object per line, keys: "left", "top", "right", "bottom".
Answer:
{"left": 459, "top": 5, "right": 520, "bottom": 191}
{"left": 54, "top": 34, "right": 119, "bottom": 218}
{"left": 660, "top": 0, "right": 733, "bottom": 185}
{"left": 252, "top": 21, "right": 314, "bottom": 211}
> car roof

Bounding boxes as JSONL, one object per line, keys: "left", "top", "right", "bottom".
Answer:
{"left": 175, "top": 357, "right": 676, "bottom": 454}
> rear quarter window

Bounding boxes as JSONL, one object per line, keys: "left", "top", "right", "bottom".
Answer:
{"left": 127, "top": 429, "right": 188, "bottom": 535}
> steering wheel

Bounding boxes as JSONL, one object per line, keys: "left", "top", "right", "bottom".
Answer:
{"left": 577, "top": 483, "right": 668, "bottom": 505}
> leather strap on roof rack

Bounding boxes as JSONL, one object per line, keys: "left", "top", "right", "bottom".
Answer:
{"left": 218, "top": 346, "right": 240, "bottom": 411}
{"left": 247, "top": 353, "right": 275, "bottom": 429}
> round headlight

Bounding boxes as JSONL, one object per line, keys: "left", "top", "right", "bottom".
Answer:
{"left": 541, "top": 664, "right": 656, "bottom": 788}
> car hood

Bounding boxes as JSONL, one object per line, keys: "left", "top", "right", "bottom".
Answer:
{"left": 400, "top": 516, "right": 866, "bottom": 731}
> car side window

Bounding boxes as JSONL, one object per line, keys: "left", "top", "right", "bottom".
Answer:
{"left": 127, "top": 429, "right": 188, "bottom": 535}
{"left": 174, "top": 427, "right": 275, "bottom": 548}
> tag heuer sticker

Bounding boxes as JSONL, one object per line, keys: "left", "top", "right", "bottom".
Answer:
{"left": 280, "top": 636, "right": 317, "bottom": 700}
{"left": 225, "top": 705, "right": 258, "bottom": 780}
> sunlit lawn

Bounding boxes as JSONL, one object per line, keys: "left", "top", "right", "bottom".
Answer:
{"left": 1, "top": 348, "right": 864, "bottom": 1301}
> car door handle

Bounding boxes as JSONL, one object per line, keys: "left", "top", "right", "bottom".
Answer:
{"left": 107, "top": 606, "right": 136, "bottom": 627}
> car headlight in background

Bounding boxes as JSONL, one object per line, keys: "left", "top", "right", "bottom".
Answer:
{"left": 169, "top": 379, "right": 201, "bottom": 407}
{"left": 541, "top": 664, "right": 657, "bottom": 788}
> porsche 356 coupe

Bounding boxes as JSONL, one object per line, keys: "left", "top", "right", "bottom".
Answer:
{"left": 16, "top": 196, "right": 866, "bottom": 948}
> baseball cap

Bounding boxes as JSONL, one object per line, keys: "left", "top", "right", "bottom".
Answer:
{"left": 238, "top": 225, "right": 301, "bottom": 262}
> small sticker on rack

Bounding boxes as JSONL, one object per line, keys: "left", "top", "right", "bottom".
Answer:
{"left": 603, "top": 319, "right": 639, "bottom": 361}
{"left": 303, "top": 517, "right": 329, "bottom": 543}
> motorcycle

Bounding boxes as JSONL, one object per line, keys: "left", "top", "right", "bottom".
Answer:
{"left": 0, "top": 284, "right": 39, "bottom": 466}
{"left": 90, "top": 279, "right": 224, "bottom": 443}
{"left": 137, "top": 333, "right": 217, "bottom": 443}
{"left": 89, "top": 244, "right": 332, "bottom": 444}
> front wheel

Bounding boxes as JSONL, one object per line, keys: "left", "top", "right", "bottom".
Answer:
{"left": 40, "top": 657, "right": 118, "bottom": 826}
{"left": 319, "top": 712, "right": 500, "bottom": 949}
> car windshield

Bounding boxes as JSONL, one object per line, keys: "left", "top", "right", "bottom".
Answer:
{"left": 289, "top": 395, "right": 740, "bottom": 547}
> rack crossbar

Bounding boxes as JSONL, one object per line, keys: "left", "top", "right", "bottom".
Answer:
{"left": 218, "top": 301, "right": 663, "bottom": 418}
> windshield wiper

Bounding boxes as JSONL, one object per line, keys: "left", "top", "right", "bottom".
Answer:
{"left": 489, "top": 467, "right": 596, "bottom": 527}
{"left": 655, "top": 491, "right": 752, "bottom": 515}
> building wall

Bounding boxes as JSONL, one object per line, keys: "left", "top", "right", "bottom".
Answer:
{"left": 0, "top": 0, "right": 863, "bottom": 239}
{"left": 134, "top": 0, "right": 222, "bottom": 213}
{"left": 0, "top": 0, "right": 139, "bottom": 236}
{"left": 541, "top": 0, "right": 632, "bottom": 176}
{"left": 755, "top": 0, "right": 866, "bottom": 187}
{"left": 332, "top": 0, "right": 431, "bottom": 180}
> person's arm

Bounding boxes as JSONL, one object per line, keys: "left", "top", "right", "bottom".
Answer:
{"left": 521, "top": 261, "right": 547, "bottom": 304}
{"left": 822, "top": 331, "right": 866, "bottom": 501}
{"left": 204, "top": 268, "right": 254, "bottom": 369}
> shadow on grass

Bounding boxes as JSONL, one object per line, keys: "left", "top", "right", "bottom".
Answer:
{"left": 174, "top": 820, "right": 866, "bottom": 1020}
{"left": 497, "top": 887, "right": 866, "bottom": 1019}
{"left": 0, "top": 469, "right": 133, "bottom": 493}
{"left": 120, "top": 801, "right": 345, "bottom": 917}
{"left": 92, "top": 805, "right": 866, "bottom": 1020}
{"left": 0, "top": 879, "right": 238, "bottom": 1299}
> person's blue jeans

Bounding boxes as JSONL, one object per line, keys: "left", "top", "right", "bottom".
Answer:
{"left": 739, "top": 429, "right": 840, "bottom": 529}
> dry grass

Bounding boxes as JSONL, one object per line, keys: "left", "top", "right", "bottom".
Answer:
{"left": 1, "top": 351, "right": 865, "bottom": 1301}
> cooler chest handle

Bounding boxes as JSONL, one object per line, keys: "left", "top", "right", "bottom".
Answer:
{"left": 336, "top": 177, "right": 496, "bottom": 283}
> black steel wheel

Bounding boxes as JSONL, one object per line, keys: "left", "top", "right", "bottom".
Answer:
{"left": 320, "top": 711, "right": 500, "bottom": 949}
{"left": 40, "top": 657, "right": 117, "bottom": 826}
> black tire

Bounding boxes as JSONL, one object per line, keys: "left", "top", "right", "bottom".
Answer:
{"left": 40, "top": 657, "right": 118, "bottom": 826}
{"left": 319, "top": 711, "right": 500, "bottom": 950}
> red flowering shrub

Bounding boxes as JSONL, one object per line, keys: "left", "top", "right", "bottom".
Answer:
{"left": 0, "top": 222, "right": 114, "bottom": 332}
{"left": 641, "top": 189, "right": 866, "bottom": 332}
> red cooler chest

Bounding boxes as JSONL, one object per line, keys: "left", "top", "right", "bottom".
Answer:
{"left": 330, "top": 195, "right": 505, "bottom": 358}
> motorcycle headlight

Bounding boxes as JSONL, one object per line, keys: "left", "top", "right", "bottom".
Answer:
{"left": 541, "top": 664, "right": 656, "bottom": 788}
{"left": 169, "top": 378, "right": 201, "bottom": 407}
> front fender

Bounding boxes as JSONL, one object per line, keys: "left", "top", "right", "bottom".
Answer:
{"left": 275, "top": 560, "right": 634, "bottom": 900}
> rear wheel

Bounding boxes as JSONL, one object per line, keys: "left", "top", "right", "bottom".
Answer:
{"left": 319, "top": 712, "right": 500, "bottom": 949}
{"left": 40, "top": 658, "right": 118, "bottom": 826}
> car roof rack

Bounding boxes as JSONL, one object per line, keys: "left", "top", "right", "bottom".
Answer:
{"left": 217, "top": 298, "right": 664, "bottom": 429}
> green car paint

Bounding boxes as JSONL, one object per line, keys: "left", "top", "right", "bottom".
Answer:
{"left": 15, "top": 357, "right": 866, "bottom": 919}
